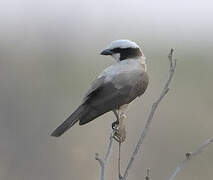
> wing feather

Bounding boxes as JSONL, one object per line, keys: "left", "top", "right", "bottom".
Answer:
{"left": 79, "top": 70, "right": 149, "bottom": 125}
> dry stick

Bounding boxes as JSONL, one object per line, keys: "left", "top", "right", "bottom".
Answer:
{"left": 168, "top": 136, "right": 213, "bottom": 180}
{"left": 95, "top": 132, "right": 114, "bottom": 180}
{"left": 145, "top": 168, "right": 151, "bottom": 180}
{"left": 118, "top": 142, "right": 122, "bottom": 180}
{"left": 121, "top": 49, "right": 177, "bottom": 180}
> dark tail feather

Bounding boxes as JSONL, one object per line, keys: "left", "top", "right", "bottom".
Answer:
{"left": 51, "top": 105, "right": 84, "bottom": 137}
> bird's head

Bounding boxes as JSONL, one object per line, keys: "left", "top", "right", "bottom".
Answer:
{"left": 100, "top": 39, "right": 145, "bottom": 62}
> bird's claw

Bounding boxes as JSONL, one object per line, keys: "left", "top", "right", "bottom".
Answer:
{"left": 112, "top": 112, "right": 127, "bottom": 143}
{"left": 113, "top": 130, "right": 122, "bottom": 143}
{"left": 112, "top": 125, "right": 126, "bottom": 143}
{"left": 112, "top": 120, "right": 119, "bottom": 130}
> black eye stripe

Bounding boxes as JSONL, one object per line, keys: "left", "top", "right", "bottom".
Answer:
{"left": 111, "top": 47, "right": 142, "bottom": 61}
{"left": 111, "top": 48, "right": 123, "bottom": 53}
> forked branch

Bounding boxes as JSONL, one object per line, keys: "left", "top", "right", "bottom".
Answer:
{"left": 168, "top": 136, "right": 213, "bottom": 180}
{"left": 121, "top": 49, "right": 177, "bottom": 180}
{"left": 95, "top": 132, "right": 114, "bottom": 180}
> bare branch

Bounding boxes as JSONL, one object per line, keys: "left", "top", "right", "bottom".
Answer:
{"left": 145, "top": 168, "right": 151, "bottom": 180}
{"left": 95, "top": 132, "right": 114, "bottom": 180}
{"left": 118, "top": 142, "right": 122, "bottom": 180}
{"left": 122, "top": 49, "right": 177, "bottom": 180}
{"left": 168, "top": 136, "right": 213, "bottom": 180}
{"left": 95, "top": 153, "right": 104, "bottom": 180}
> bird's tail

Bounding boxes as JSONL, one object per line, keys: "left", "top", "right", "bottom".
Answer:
{"left": 51, "top": 105, "right": 85, "bottom": 137}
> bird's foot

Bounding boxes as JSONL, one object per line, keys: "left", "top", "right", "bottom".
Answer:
{"left": 112, "top": 120, "right": 119, "bottom": 130}
{"left": 112, "top": 111, "right": 127, "bottom": 143}
{"left": 112, "top": 124, "right": 126, "bottom": 143}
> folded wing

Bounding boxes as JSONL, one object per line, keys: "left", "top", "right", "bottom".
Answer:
{"left": 51, "top": 68, "right": 149, "bottom": 137}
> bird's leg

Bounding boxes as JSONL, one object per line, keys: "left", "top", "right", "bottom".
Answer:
{"left": 112, "top": 110, "right": 126, "bottom": 143}
{"left": 112, "top": 110, "right": 121, "bottom": 142}
{"left": 112, "top": 110, "right": 120, "bottom": 130}
{"left": 112, "top": 110, "right": 127, "bottom": 179}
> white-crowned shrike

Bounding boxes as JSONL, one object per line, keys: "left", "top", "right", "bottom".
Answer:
{"left": 51, "top": 40, "right": 149, "bottom": 137}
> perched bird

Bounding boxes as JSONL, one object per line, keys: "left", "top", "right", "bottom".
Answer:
{"left": 51, "top": 40, "right": 149, "bottom": 137}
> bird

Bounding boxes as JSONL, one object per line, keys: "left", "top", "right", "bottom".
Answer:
{"left": 51, "top": 39, "right": 149, "bottom": 137}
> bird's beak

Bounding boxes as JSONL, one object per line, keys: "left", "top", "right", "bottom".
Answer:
{"left": 100, "top": 49, "right": 113, "bottom": 55}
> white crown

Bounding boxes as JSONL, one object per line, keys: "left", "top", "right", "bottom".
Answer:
{"left": 108, "top": 39, "right": 139, "bottom": 49}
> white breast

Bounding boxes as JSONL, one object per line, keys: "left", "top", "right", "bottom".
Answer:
{"left": 99, "top": 59, "right": 144, "bottom": 82}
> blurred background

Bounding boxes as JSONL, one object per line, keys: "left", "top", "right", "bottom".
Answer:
{"left": 1, "top": 0, "right": 213, "bottom": 179}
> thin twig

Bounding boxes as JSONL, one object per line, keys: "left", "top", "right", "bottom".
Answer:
{"left": 122, "top": 49, "right": 177, "bottom": 180}
{"left": 168, "top": 136, "right": 213, "bottom": 180}
{"left": 95, "top": 133, "right": 114, "bottom": 180}
{"left": 145, "top": 168, "right": 151, "bottom": 180}
{"left": 95, "top": 153, "right": 104, "bottom": 180}
{"left": 118, "top": 142, "right": 122, "bottom": 180}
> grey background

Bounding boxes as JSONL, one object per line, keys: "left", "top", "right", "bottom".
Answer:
{"left": 0, "top": 0, "right": 213, "bottom": 179}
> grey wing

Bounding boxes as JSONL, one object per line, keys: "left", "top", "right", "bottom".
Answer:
{"left": 82, "top": 76, "right": 105, "bottom": 103}
{"left": 51, "top": 76, "right": 106, "bottom": 137}
{"left": 79, "top": 70, "right": 149, "bottom": 125}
